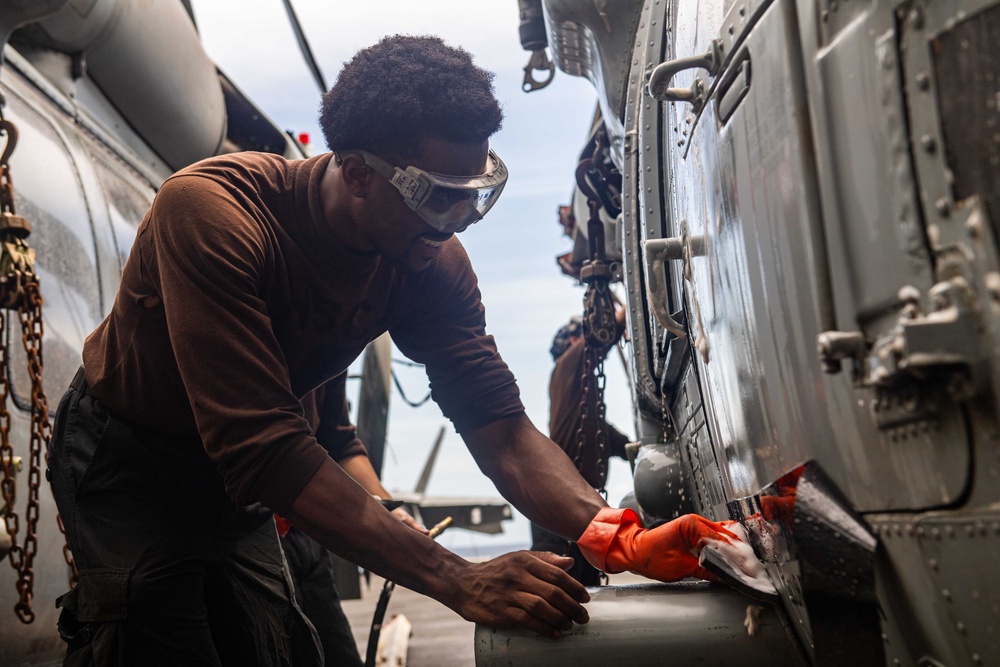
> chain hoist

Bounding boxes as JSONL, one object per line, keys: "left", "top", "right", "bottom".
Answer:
{"left": 571, "top": 149, "right": 618, "bottom": 493}
{"left": 0, "top": 105, "right": 67, "bottom": 624}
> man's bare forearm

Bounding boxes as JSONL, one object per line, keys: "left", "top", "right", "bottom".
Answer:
{"left": 463, "top": 414, "right": 607, "bottom": 541}
{"left": 337, "top": 453, "right": 392, "bottom": 499}
{"left": 286, "top": 458, "right": 465, "bottom": 605}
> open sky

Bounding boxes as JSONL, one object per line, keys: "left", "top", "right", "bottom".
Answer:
{"left": 190, "top": 0, "right": 638, "bottom": 551}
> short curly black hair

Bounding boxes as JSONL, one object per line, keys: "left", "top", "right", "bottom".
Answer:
{"left": 320, "top": 35, "right": 503, "bottom": 159}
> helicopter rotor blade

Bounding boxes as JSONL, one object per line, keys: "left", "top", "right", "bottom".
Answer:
{"left": 280, "top": 0, "right": 328, "bottom": 94}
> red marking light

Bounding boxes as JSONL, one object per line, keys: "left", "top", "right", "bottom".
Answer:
{"left": 297, "top": 132, "right": 310, "bottom": 145}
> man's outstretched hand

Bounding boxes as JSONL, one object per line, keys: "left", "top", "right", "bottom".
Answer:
{"left": 390, "top": 506, "right": 429, "bottom": 534}
{"left": 451, "top": 551, "right": 591, "bottom": 638}
{"left": 577, "top": 507, "right": 739, "bottom": 582}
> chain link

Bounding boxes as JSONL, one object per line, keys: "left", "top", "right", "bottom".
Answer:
{"left": 572, "top": 147, "right": 618, "bottom": 494}
{"left": 574, "top": 275, "right": 616, "bottom": 492}
{"left": 571, "top": 317, "right": 612, "bottom": 492}
{"left": 0, "top": 311, "right": 19, "bottom": 589}
{"left": 0, "top": 116, "right": 72, "bottom": 623}
{"left": 0, "top": 273, "right": 55, "bottom": 624}
{"left": 572, "top": 339, "right": 592, "bottom": 476}
{"left": 594, "top": 353, "right": 608, "bottom": 489}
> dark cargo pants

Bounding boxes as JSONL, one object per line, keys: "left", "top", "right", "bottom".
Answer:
{"left": 281, "top": 528, "right": 363, "bottom": 667}
{"left": 48, "top": 369, "right": 323, "bottom": 667}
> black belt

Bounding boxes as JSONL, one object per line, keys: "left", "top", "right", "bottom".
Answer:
{"left": 70, "top": 366, "right": 87, "bottom": 392}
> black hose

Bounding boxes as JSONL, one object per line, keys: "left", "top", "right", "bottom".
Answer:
{"left": 363, "top": 517, "right": 453, "bottom": 667}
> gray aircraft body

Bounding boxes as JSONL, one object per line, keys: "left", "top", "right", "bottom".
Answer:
{"left": 2, "top": 0, "right": 998, "bottom": 664}
{"left": 476, "top": 0, "right": 1000, "bottom": 665}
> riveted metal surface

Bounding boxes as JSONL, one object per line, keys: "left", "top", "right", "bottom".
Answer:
{"left": 929, "top": 3, "right": 1000, "bottom": 233}
{"left": 900, "top": 0, "right": 1000, "bottom": 440}
{"left": 622, "top": 0, "right": 667, "bottom": 428}
{"left": 674, "top": 362, "right": 727, "bottom": 515}
{"left": 917, "top": 513, "right": 1000, "bottom": 664}
{"left": 815, "top": 0, "right": 875, "bottom": 47}
{"left": 792, "top": 0, "right": 976, "bottom": 512}
{"left": 871, "top": 515, "right": 959, "bottom": 666}
{"left": 873, "top": 509, "right": 1000, "bottom": 665}
{"left": 718, "top": 0, "right": 770, "bottom": 59}
{"left": 668, "top": 0, "right": 771, "bottom": 156}
{"left": 900, "top": 0, "right": 1000, "bottom": 246}
{"left": 803, "top": 5, "right": 934, "bottom": 332}
{"left": 669, "top": 0, "right": 842, "bottom": 501}
{"left": 662, "top": 0, "right": 728, "bottom": 155}
{"left": 794, "top": 466, "right": 884, "bottom": 664}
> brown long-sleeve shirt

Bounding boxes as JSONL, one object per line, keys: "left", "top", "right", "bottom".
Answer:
{"left": 300, "top": 374, "right": 367, "bottom": 462}
{"left": 83, "top": 151, "right": 523, "bottom": 514}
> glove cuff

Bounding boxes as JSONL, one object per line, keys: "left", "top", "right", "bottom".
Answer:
{"left": 576, "top": 506, "right": 641, "bottom": 573}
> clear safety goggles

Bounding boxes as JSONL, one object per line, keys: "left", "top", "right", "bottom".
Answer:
{"left": 342, "top": 149, "right": 508, "bottom": 234}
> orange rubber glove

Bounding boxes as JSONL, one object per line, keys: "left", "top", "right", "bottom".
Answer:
{"left": 577, "top": 507, "right": 739, "bottom": 582}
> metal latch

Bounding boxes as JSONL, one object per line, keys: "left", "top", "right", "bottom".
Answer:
{"left": 818, "top": 279, "right": 982, "bottom": 399}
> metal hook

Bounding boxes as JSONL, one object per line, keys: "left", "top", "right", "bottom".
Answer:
{"left": 522, "top": 49, "right": 555, "bottom": 92}
{"left": 0, "top": 120, "right": 18, "bottom": 167}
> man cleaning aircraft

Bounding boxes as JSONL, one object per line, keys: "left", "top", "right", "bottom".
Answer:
{"left": 47, "top": 34, "right": 748, "bottom": 665}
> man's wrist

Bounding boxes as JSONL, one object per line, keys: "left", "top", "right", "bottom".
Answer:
{"left": 421, "top": 547, "right": 471, "bottom": 611}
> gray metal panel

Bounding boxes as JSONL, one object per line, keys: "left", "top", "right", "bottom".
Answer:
{"left": 4, "top": 68, "right": 105, "bottom": 333}
{"left": 3, "top": 47, "right": 173, "bottom": 187}
{"left": 0, "top": 73, "right": 98, "bottom": 665}
{"left": 543, "top": 0, "right": 645, "bottom": 167}
{"left": 670, "top": 0, "right": 824, "bottom": 499}
{"left": 91, "top": 152, "right": 152, "bottom": 267}
{"left": 873, "top": 510, "right": 1000, "bottom": 665}
{"left": 37, "top": 0, "right": 226, "bottom": 170}
{"left": 0, "top": 52, "right": 157, "bottom": 665}
{"left": 675, "top": 363, "right": 727, "bottom": 515}
{"left": 0, "top": 0, "right": 67, "bottom": 47}
{"left": 664, "top": 0, "right": 971, "bottom": 511}
{"left": 812, "top": 8, "right": 934, "bottom": 330}
{"left": 621, "top": 0, "right": 668, "bottom": 428}
{"left": 914, "top": 513, "right": 1000, "bottom": 664}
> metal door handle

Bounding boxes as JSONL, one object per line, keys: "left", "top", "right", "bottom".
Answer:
{"left": 644, "top": 237, "right": 686, "bottom": 338}
{"left": 647, "top": 40, "right": 722, "bottom": 107}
